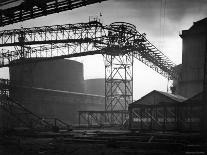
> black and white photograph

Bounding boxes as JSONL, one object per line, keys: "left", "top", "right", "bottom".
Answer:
{"left": 0, "top": 0, "right": 207, "bottom": 154}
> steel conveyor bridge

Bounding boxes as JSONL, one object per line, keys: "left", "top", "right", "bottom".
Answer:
{"left": 0, "top": 21, "right": 178, "bottom": 79}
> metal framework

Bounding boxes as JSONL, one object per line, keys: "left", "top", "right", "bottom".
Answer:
{"left": 79, "top": 110, "right": 128, "bottom": 127}
{"left": 0, "top": 0, "right": 106, "bottom": 27}
{"left": 103, "top": 22, "right": 134, "bottom": 124}
{"left": 0, "top": 20, "right": 178, "bottom": 79}
{"left": 129, "top": 102, "right": 201, "bottom": 132}
{"left": 0, "top": 20, "right": 178, "bottom": 127}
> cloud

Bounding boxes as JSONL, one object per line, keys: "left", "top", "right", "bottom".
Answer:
{"left": 111, "top": 0, "right": 207, "bottom": 38}
{"left": 113, "top": 0, "right": 207, "bottom": 22}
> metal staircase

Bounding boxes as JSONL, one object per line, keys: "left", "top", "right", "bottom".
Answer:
{"left": 0, "top": 78, "right": 71, "bottom": 132}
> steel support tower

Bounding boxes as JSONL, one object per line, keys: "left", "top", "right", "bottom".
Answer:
{"left": 103, "top": 22, "right": 135, "bottom": 124}
{"left": 104, "top": 54, "right": 133, "bottom": 124}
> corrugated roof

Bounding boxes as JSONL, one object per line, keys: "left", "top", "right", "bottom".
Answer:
{"left": 131, "top": 90, "right": 187, "bottom": 106}
{"left": 156, "top": 90, "right": 187, "bottom": 102}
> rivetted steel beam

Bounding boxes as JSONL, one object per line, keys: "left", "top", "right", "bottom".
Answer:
{"left": 0, "top": 0, "right": 107, "bottom": 27}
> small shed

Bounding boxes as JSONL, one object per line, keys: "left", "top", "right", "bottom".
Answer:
{"left": 128, "top": 90, "right": 187, "bottom": 131}
{"left": 130, "top": 90, "right": 186, "bottom": 107}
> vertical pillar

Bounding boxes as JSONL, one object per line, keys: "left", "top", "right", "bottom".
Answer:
{"left": 103, "top": 22, "right": 136, "bottom": 126}
{"left": 201, "top": 30, "right": 207, "bottom": 140}
{"left": 104, "top": 53, "right": 133, "bottom": 125}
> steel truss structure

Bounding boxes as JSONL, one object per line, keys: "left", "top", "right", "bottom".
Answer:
{"left": 0, "top": 21, "right": 177, "bottom": 80}
{"left": 0, "top": 0, "right": 106, "bottom": 27}
{"left": 79, "top": 110, "right": 128, "bottom": 127}
{"left": 129, "top": 102, "right": 201, "bottom": 132}
{"left": 0, "top": 20, "right": 178, "bottom": 127}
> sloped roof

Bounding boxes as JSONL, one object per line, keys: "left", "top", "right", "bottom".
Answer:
{"left": 183, "top": 91, "right": 204, "bottom": 103}
{"left": 157, "top": 90, "right": 187, "bottom": 102}
{"left": 131, "top": 90, "right": 187, "bottom": 106}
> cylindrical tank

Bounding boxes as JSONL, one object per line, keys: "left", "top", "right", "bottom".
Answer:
{"left": 1, "top": 58, "right": 106, "bottom": 125}
{"left": 84, "top": 78, "right": 105, "bottom": 96}
{"left": 8, "top": 58, "right": 86, "bottom": 124}
{"left": 9, "top": 58, "right": 84, "bottom": 93}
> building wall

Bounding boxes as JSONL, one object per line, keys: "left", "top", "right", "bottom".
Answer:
{"left": 175, "top": 18, "right": 207, "bottom": 98}
{"left": 9, "top": 87, "right": 105, "bottom": 125}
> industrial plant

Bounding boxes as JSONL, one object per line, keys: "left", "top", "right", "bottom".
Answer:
{"left": 0, "top": 0, "right": 207, "bottom": 154}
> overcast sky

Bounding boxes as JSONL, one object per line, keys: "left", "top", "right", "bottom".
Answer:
{"left": 0, "top": 0, "right": 207, "bottom": 99}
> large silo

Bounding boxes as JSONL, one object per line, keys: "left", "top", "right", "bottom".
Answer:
{"left": 10, "top": 58, "right": 85, "bottom": 93}
{"left": 84, "top": 78, "right": 105, "bottom": 96}
{"left": 9, "top": 58, "right": 84, "bottom": 120}
{"left": 8, "top": 58, "right": 106, "bottom": 124}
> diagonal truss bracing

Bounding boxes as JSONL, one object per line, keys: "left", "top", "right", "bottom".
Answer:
{"left": 0, "top": 21, "right": 178, "bottom": 80}
{"left": 129, "top": 103, "right": 201, "bottom": 132}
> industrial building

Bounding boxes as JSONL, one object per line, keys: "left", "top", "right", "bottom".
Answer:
{"left": 128, "top": 90, "right": 190, "bottom": 131}
{"left": 129, "top": 17, "right": 207, "bottom": 133}
{"left": 173, "top": 18, "right": 207, "bottom": 98}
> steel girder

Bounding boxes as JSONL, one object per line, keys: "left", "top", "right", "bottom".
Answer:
{"left": 79, "top": 110, "right": 128, "bottom": 126}
{"left": 0, "top": 0, "right": 107, "bottom": 27}
{"left": 0, "top": 21, "right": 106, "bottom": 67}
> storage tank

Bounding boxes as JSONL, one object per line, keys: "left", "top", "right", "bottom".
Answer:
{"left": 84, "top": 78, "right": 105, "bottom": 96}
{"left": 9, "top": 58, "right": 84, "bottom": 93}
{"left": 7, "top": 58, "right": 106, "bottom": 124}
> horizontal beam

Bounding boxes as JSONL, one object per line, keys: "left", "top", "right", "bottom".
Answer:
{"left": 0, "top": 49, "right": 104, "bottom": 67}
{"left": 79, "top": 110, "right": 128, "bottom": 114}
{"left": 0, "top": 38, "right": 101, "bottom": 47}
{"left": 0, "top": 0, "right": 107, "bottom": 27}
